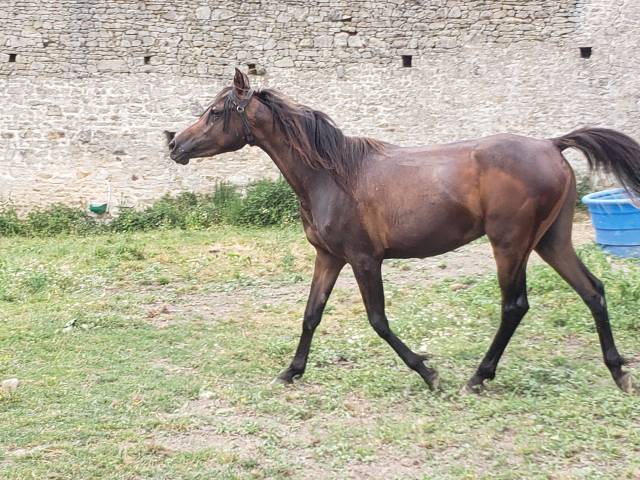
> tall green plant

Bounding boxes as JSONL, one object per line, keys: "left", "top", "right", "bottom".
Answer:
{"left": 0, "top": 178, "right": 301, "bottom": 237}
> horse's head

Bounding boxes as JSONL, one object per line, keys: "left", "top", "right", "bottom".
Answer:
{"left": 168, "top": 69, "right": 257, "bottom": 165}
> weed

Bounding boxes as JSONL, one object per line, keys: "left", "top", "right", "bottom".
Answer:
{"left": 236, "top": 178, "right": 300, "bottom": 226}
{"left": 575, "top": 173, "right": 593, "bottom": 210}
{"left": 1, "top": 179, "right": 300, "bottom": 237}
{"left": 2, "top": 226, "right": 639, "bottom": 479}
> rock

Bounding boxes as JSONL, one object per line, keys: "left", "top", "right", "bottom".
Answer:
{"left": 334, "top": 32, "right": 349, "bottom": 47}
{"left": 1, "top": 378, "right": 19, "bottom": 393}
{"left": 449, "top": 6, "right": 462, "bottom": 18}
{"left": 211, "top": 9, "right": 235, "bottom": 21}
{"left": 163, "top": 10, "right": 177, "bottom": 21}
{"left": 347, "top": 35, "right": 364, "bottom": 48}
{"left": 274, "top": 57, "right": 294, "bottom": 67}
{"left": 195, "top": 6, "right": 211, "bottom": 20}
{"left": 314, "top": 35, "right": 333, "bottom": 48}
{"left": 96, "top": 59, "right": 128, "bottom": 72}
{"left": 199, "top": 390, "right": 215, "bottom": 400}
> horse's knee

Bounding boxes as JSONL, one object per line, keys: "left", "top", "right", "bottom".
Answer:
{"left": 503, "top": 295, "right": 529, "bottom": 323}
{"left": 302, "top": 316, "right": 321, "bottom": 333}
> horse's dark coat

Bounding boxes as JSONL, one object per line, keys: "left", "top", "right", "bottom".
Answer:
{"left": 169, "top": 69, "right": 640, "bottom": 393}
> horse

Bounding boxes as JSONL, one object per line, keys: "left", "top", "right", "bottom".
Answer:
{"left": 169, "top": 68, "right": 640, "bottom": 394}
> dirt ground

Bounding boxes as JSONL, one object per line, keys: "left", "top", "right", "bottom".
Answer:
{"left": 149, "top": 221, "right": 595, "bottom": 329}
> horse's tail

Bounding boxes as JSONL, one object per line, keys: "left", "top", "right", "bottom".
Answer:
{"left": 551, "top": 127, "right": 640, "bottom": 197}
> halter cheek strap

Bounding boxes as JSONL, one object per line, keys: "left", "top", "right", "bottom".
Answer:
{"left": 230, "top": 88, "right": 256, "bottom": 146}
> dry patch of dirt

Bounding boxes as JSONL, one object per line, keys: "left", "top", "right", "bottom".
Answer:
{"left": 142, "top": 222, "right": 596, "bottom": 330}
{"left": 153, "top": 392, "right": 438, "bottom": 479}
{"left": 153, "top": 427, "right": 265, "bottom": 454}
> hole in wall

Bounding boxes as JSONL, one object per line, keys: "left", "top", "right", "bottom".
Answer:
{"left": 144, "top": 55, "right": 152, "bottom": 65}
{"left": 580, "top": 47, "right": 592, "bottom": 59}
{"left": 247, "top": 63, "right": 257, "bottom": 74}
{"left": 9, "top": 54, "right": 17, "bottom": 63}
{"left": 402, "top": 55, "right": 412, "bottom": 68}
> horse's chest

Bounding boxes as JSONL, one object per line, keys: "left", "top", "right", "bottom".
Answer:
{"left": 302, "top": 208, "right": 349, "bottom": 255}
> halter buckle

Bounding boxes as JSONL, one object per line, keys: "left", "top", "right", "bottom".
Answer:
{"left": 230, "top": 88, "right": 256, "bottom": 146}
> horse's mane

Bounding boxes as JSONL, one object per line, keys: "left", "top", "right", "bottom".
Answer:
{"left": 212, "top": 87, "right": 385, "bottom": 189}
{"left": 255, "top": 88, "right": 385, "bottom": 187}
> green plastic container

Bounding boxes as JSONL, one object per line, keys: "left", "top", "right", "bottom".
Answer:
{"left": 89, "top": 203, "right": 108, "bottom": 215}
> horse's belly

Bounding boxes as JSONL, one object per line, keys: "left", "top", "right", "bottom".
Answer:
{"left": 381, "top": 206, "right": 483, "bottom": 259}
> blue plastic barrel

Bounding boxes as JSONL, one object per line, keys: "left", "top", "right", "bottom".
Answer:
{"left": 582, "top": 188, "right": 640, "bottom": 258}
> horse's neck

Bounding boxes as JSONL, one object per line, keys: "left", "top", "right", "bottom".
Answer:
{"left": 257, "top": 141, "right": 330, "bottom": 205}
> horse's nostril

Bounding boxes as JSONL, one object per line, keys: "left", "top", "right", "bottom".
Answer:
{"left": 168, "top": 139, "right": 176, "bottom": 150}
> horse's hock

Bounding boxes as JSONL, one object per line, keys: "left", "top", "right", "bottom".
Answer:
{"left": 1, "top": 0, "right": 638, "bottom": 212}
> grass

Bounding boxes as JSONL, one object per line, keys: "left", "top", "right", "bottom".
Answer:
{"left": 0, "top": 178, "right": 299, "bottom": 237}
{"left": 1, "top": 226, "right": 639, "bottom": 479}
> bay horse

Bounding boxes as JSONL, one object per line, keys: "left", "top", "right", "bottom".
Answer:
{"left": 169, "top": 69, "right": 640, "bottom": 394}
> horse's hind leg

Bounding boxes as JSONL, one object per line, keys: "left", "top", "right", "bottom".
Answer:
{"left": 535, "top": 198, "right": 634, "bottom": 393}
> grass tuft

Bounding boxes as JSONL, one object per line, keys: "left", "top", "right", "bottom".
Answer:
{"left": 0, "top": 179, "right": 300, "bottom": 238}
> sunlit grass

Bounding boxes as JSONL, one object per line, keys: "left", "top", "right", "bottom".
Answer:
{"left": 1, "top": 228, "right": 639, "bottom": 479}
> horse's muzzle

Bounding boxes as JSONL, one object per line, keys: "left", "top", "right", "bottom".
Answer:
{"left": 170, "top": 150, "right": 190, "bottom": 165}
{"left": 168, "top": 138, "right": 190, "bottom": 165}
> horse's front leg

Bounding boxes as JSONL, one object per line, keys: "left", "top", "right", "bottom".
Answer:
{"left": 352, "top": 257, "right": 439, "bottom": 390}
{"left": 274, "top": 248, "right": 345, "bottom": 384}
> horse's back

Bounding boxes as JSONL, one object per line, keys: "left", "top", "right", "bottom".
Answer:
{"left": 356, "top": 133, "right": 572, "bottom": 258}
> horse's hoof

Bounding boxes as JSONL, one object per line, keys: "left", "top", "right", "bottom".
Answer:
{"left": 616, "top": 372, "right": 635, "bottom": 394}
{"left": 460, "top": 381, "right": 485, "bottom": 396}
{"left": 272, "top": 369, "right": 302, "bottom": 385}
{"left": 272, "top": 374, "right": 293, "bottom": 385}
{"left": 426, "top": 370, "right": 440, "bottom": 391}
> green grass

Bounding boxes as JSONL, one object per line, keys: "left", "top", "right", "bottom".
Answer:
{"left": 1, "top": 227, "right": 639, "bottom": 479}
{"left": 0, "top": 178, "right": 299, "bottom": 237}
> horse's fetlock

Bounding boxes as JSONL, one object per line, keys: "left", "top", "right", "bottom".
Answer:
{"left": 477, "top": 366, "right": 496, "bottom": 380}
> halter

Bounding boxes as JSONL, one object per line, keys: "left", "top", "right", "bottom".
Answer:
{"left": 229, "top": 88, "right": 256, "bottom": 146}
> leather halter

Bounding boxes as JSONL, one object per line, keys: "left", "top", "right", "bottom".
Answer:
{"left": 229, "top": 88, "right": 256, "bottom": 146}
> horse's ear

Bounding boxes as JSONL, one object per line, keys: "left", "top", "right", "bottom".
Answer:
{"left": 233, "top": 68, "right": 251, "bottom": 97}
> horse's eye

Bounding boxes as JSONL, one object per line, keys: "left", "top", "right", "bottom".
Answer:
{"left": 207, "top": 109, "right": 222, "bottom": 122}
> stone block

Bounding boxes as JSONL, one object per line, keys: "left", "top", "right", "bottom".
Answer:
{"left": 96, "top": 59, "right": 128, "bottom": 72}
{"left": 273, "top": 57, "right": 294, "bottom": 67}
{"left": 347, "top": 35, "right": 364, "bottom": 47}
{"left": 195, "top": 6, "right": 211, "bottom": 20}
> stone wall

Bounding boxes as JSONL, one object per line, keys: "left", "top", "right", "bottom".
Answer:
{"left": 1, "top": 0, "right": 639, "bottom": 212}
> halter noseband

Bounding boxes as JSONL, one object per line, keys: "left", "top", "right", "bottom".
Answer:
{"left": 229, "top": 88, "right": 256, "bottom": 146}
